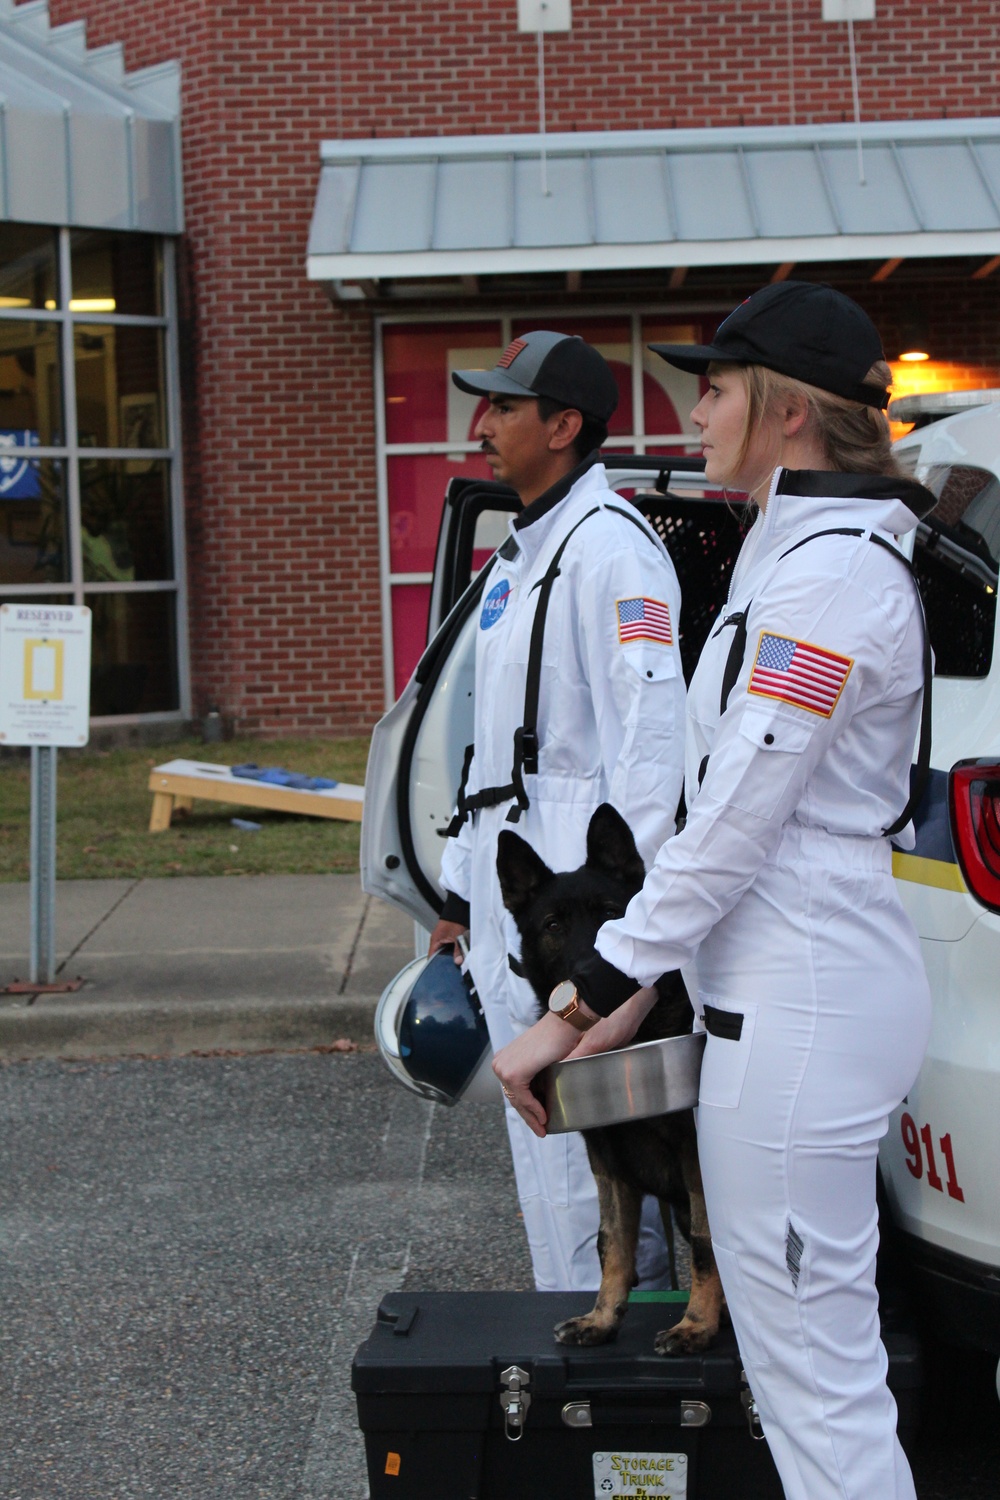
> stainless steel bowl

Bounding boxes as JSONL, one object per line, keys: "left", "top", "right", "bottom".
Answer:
{"left": 544, "top": 1031, "right": 706, "bottom": 1134}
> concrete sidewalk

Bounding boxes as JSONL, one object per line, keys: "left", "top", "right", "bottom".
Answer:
{"left": 0, "top": 875, "right": 416, "bottom": 1059}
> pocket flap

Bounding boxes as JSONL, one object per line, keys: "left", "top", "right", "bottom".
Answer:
{"left": 737, "top": 707, "right": 813, "bottom": 755}
{"left": 622, "top": 644, "right": 677, "bottom": 683}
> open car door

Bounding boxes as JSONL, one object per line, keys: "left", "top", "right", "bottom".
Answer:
{"left": 361, "top": 458, "right": 747, "bottom": 930}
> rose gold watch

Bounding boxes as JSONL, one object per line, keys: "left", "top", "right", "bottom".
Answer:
{"left": 548, "top": 979, "right": 598, "bottom": 1032}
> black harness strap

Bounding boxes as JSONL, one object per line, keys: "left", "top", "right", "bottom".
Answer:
{"left": 718, "top": 608, "right": 751, "bottom": 716}
{"left": 444, "top": 742, "right": 478, "bottom": 838}
{"left": 775, "top": 527, "right": 932, "bottom": 838}
{"left": 506, "top": 507, "right": 602, "bottom": 823}
{"left": 693, "top": 607, "right": 751, "bottom": 790}
{"left": 701, "top": 526, "right": 932, "bottom": 838}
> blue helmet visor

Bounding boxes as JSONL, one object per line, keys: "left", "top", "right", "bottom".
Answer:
{"left": 398, "top": 951, "right": 490, "bottom": 1101}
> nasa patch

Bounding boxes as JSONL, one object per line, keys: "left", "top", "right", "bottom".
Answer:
{"left": 480, "top": 579, "right": 512, "bottom": 630}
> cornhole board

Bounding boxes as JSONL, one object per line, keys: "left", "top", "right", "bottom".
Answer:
{"left": 147, "top": 758, "right": 364, "bottom": 832}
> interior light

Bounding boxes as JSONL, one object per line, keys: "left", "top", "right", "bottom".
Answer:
{"left": 386, "top": 396, "right": 407, "bottom": 404}
{"left": 43, "top": 297, "right": 119, "bottom": 312}
{"left": 897, "top": 309, "right": 931, "bottom": 365}
{"left": 0, "top": 296, "right": 31, "bottom": 308}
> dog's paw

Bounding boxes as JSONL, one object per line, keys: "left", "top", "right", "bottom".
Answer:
{"left": 554, "top": 1315, "right": 618, "bottom": 1347}
{"left": 653, "top": 1317, "right": 717, "bottom": 1357}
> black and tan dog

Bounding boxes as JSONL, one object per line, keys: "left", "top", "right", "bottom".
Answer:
{"left": 496, "top": 803, "right": 724, "bottom": 1356}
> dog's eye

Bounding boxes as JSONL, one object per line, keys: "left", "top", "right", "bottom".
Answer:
{"left": 543, "top": 916, "right": 562, "bottom": 933}
{"left": 603, "top": 906, "right": 623, "bottom": 921}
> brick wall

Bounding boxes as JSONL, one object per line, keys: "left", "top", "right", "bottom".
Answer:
{"left": 32, "top": 1, "right": 1000, "bottom": 734}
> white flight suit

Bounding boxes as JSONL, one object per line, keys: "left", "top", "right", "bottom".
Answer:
{"left": 440, "top": 458, "right": 686, "bottom": 1291}
{"left": 596, "top": 468, "right": 932, "bottom": 1500}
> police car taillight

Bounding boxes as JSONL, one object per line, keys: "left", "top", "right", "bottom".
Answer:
{"left": 949, "top": 760, "right": 1000, "bottom": 913}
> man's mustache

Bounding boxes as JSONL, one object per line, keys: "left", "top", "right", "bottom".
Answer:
{"left": 480, "top": 440, "right": 498, "bottom": 455}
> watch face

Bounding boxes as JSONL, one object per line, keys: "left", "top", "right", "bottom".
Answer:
{"left": 549, "top": 980, "right": 577, "bottom": 1015}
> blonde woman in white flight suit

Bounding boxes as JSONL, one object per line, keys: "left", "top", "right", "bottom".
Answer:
{"left": 430, "top": 331, "right": 686, "bottom": 1292}
{"left": 494, "top": 284, "right": 935, "bottom": 1500}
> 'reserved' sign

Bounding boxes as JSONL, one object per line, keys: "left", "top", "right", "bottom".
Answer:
{"left": 0, "top": 602, "right": 92, "bottom": 747}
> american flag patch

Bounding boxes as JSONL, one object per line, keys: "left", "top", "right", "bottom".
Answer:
{"left": 497, "top": 338, "right": 527, "bottom": 369}
{"left": 616, "top": 597, "right": 673, "bottom": 646}
{"left": 748, "top": 632, "right": 853, "bottom": 717}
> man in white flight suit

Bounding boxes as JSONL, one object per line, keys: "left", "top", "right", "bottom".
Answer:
{"left": 427, "top": 330, "right": 686, "bottom": 1291}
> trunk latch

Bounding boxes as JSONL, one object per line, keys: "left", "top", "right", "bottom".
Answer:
{"left": 499, "top": 1364, "right": 532, "bottom": 1441}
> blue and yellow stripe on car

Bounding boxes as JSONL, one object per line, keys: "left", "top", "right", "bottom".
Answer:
{"left": 892, "top": 768, "right": 967, "bottom": 894}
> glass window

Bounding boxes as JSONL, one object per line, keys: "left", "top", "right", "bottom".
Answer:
{"left": 641, "top": 318, "right": 709, "bottom": 450}
{"left": 69, "top": 230, "right": 162, "bottom": 317}
{"left": 0, "top": 223, "right": 59, "bottom": 311}
{"left": 0, "top": 460, "right": 69, "bottom": 585}
{"left": 0, "top": 320, "right": 63, "bottom": 445}
{"left": 383, "top": 322, "right": 502, "bottom": 443}
{"left": 388, "top": 452, "right": 493, "bottom": 574}
{"left": 472, "top": 508, "right": 513, "bottom": 575}
{"left": 391, "top": 583, "right": 431, "bottom": 699}
{"left": 88, "top": 591, "right": 179, "bottom": 715}
{"left": 74, "top": 325, "right": 165, "bottom": 448}
{"left": 1, "top": 229, "right": 183, "bottom": 721}
{"left": 915, "top": 463, "right": 999, "bottom": 678}
{"left": 79, "top": 459, "right": 173, "bottom": 583}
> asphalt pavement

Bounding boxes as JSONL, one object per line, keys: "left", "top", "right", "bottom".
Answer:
{"left": 0, "top": 1052, "right": 534, "bottom": 1499}
{"left": 2, "top": 876, "right": 999, "bottom": 1498}
{"left": 0, "top": 875, "right": 416, "bottom": 1059}
{"left": 2, "top": 1050, "right": 998, "bottom": 1500}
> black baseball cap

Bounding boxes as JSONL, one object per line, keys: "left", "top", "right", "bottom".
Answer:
{"left": 452, "top": 330, "right": 619, "bottom": 423}
{"left": 650, "top": 282, "right": 890, "bottom": 409}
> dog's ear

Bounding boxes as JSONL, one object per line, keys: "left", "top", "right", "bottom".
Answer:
{"left": 496, "top": 830, "right": 554, "bottom": 914}
{"left": 585, "top": 803, "right": 645, "bottom": 891}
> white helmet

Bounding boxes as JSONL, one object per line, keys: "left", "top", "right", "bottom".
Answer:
{"left": 375, "top": 949, "right": 500, "bottom": 1105}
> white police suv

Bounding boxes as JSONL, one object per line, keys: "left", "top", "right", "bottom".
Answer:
{"left": 875, "top": 392, "right": 1000, "bottom": 1365}
{"left": 362, "top": 412, "right": 1000, "bottom": 1376}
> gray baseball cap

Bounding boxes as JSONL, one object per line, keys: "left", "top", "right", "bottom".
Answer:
{"left": 452, "top": 330, "right": 619, "bottom": 423}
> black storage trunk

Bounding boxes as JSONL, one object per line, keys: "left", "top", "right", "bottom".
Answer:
{"left": 353, "top": 1291, "right": 922, "bottom": 1500}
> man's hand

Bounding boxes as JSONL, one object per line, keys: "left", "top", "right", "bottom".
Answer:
{"left": 565, "top": 986, "right": 659, "bottom": 1060}
{"left": 492, "top": 1012, "right": 583, "bottom": 1138}
{"left": 427, "top": 919, "right": 467, "bottom": 963}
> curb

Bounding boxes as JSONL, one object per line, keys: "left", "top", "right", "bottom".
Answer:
{"left": 0, "top": 994, "right": 380, "bottom": 1061}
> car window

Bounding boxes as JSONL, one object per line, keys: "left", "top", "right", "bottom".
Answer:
{"left": 915, "top": 464, "right": 1000, "bottom": 678}
{"left": 471, "top": 509, "right": 510, "bottom": 575}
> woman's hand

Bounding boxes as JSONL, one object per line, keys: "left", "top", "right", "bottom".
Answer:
{"left": 492, "top": 1013, "right": 583, "bottom": 1139}
{"left": 565, "top": 986, "right": 660, "bottom": 1059}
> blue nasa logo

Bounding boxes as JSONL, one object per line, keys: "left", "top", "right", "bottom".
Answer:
{"left": 480, "top": 579, "right": 512, "bottom": 630}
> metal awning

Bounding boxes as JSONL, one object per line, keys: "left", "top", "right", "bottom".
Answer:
{"left": 307, "top": 118, "right": 1000, "bottom": 293}
{"left": 0, "top": 0, "right": 182, "bottom": 233}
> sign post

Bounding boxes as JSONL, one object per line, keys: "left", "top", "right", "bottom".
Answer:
{"left": 0, "top": 602, "right": 92, "bottom": 985}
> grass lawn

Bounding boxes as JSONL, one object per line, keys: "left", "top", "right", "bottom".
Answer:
{"left": 0, "top": 737, "right": 369, "bottom": 882}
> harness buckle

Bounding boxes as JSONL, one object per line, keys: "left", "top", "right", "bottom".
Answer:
{"left": 516, "top": 727, "right": 539, "bottom": 775}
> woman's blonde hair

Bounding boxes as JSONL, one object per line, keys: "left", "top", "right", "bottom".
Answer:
{"left": 729, "top": 361, "right": 902, "bottom": 493}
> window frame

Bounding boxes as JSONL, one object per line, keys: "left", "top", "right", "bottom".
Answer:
{"left": 0, "top": 227, "right": 190, "bottom": 723}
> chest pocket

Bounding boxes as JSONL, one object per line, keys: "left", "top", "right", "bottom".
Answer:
{"left": 717, "top": 707, "right": 815, "bottom": 820}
